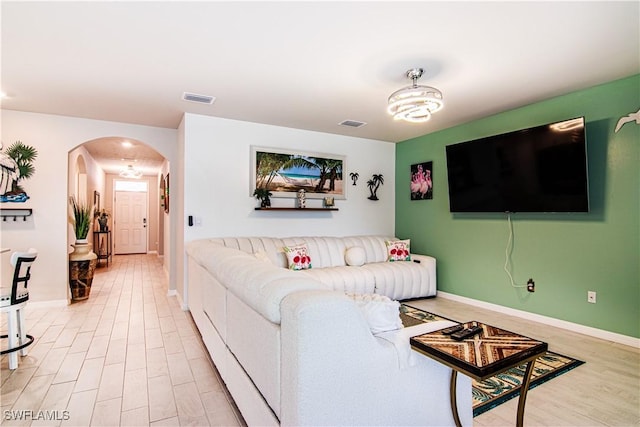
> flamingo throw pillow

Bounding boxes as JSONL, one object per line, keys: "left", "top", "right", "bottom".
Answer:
{"left": 283, "top": 243, "right": 313, "bottom": 270}
{"left": 385, "top": 239, "right": 411, "bottom": 262}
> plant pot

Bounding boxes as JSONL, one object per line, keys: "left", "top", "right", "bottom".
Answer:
{"left": 98, "top": 218, "right": 108, "bottom": 232}
{"left": 69, "top": 241, "right": 97, "bottom": 301}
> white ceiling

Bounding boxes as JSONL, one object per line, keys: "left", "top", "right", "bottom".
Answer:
{"left": 2, "top": 1, "right": 639, "bottom": 173}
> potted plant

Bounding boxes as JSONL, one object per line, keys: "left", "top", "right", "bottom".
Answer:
{"left": 70, "top": 196, "right": 93, "bottom": 242}
{"left": 69, "top": 196, "right": 97, "bottom": 301}
{"left": 94, "top": 208, "right": 110, "bottom": 232}
{"left": 253, "top": 187, "right": 272, "bottom": 208}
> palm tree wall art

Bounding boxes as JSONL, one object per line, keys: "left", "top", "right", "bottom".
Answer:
{"left": 349, "top": 172, "right": 359, "bottom": 186}
{"left": 367, "top": 174, "right": 384, "bottom": 201}
{"left": 0, "top": 140, "right": 38, "bottom": 203}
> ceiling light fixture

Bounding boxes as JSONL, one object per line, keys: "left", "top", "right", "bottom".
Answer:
{"left": 119, "top": 165, "right": 143, "bottom": 179}
{"left": 387, "top": 68, "right": 444, "bottom": 123}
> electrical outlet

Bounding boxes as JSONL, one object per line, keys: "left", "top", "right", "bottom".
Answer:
{"left": 526, "top": 278, "right": 535, "bottom": 292}
{"left": 587, "top": 291, "right": 596, "bottom": 303}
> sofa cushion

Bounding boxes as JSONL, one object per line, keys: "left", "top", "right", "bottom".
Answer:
{"left": 344, "top": 246, "right": 366, "bottom": 266}
{"left": 210, "top": 236, "right": 398, "bottom": 268}
{"left": 345, "top": 293, "right": 403, "bottom": 334}
{"left": 284, "top": 243, "right": 312, "bottom": 270}
{"left": 301, "top": 266, "right": 376, "bottom": 294}
{"left": 209, "top": 237, "right": 289, "bottom": 268}
{"left": 361, "top": 261, "right": 432, "bottom": 300}
{"left": 282, "top": 236, "right": 348, "bottom": 268}
{"left": 254, "top": 250, "right": 271, "bottom": 263}
{"left": 385, "top": 239, "right": 412, "bottom": 262}
{"left": 187, "top": 242, "right": 328, "bottom": 323}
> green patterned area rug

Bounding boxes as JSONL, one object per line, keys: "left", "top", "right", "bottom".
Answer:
{"left": 400, "top": 304, "right": 585, "bottom": 417}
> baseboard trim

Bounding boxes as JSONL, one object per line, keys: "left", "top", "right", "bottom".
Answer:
{"left": 437, "top": 291, "right": 639, "bottom": 348}
{"left": 166, "top": 289, "right": 177, "bottom": 297}
{"left": 175, "top": 291, "right": 188, "bottom": 311}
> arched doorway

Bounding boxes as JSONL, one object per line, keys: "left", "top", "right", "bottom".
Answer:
{"left": 68, "top": 137, "right": 168, "bottom": 260}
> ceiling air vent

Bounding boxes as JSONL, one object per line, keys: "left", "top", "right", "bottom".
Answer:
{"left": 339, "top": 120, "right": 367, "bottom": 128}
{"left": 182, "top": 92, "right": 216, "bottom": 105}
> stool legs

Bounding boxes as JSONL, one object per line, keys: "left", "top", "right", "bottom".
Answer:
{"left": 4, "top": 307, "right": 29, "bottom": 369}
{"left": 17, "top": 308, "right": 28, "bottom": 357}
{"left": 7, "top": 310, "right": 18, "bottom": 370}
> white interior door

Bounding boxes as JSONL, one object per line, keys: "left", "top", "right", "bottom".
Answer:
{"left": 115, "top": 190, "right": 148, "bottom": 254}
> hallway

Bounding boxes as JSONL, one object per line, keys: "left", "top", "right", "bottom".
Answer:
{"left": 1, "top": 254, "right": 244, "bottom": 426}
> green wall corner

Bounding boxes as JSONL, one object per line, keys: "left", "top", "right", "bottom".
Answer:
{"left": 396, "top": 75, "right": 640, "bottom": 338}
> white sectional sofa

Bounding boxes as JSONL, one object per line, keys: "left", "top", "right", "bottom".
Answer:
{"left": 186, "top": 235, "right": 472, "bottom": 426}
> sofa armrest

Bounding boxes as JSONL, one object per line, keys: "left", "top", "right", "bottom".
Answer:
{"left": 411, "top": 253, "right": 437, "bottom": 294}
{"left": 280, "top": 290, "right": 398, "bottom": 425}
{"left": 280, "top": 290, "right": 471, "bottom": 426}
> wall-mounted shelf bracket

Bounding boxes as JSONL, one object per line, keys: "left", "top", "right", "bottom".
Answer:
{"left": 0, "top": 208, "right": 33, "bottom": 221}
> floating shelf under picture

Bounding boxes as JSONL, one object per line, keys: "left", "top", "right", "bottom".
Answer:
{"left": 254, "top": 208, "right": 338, "bottom": 211}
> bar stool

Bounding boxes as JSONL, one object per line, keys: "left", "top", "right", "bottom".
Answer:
{"left": 1, "top": 248, "right": 37, "bottom": 369}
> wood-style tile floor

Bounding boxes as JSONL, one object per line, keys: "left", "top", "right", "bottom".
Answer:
{"left": 1, "top": 254, "right": 244, "bottom": 426}
{"left": 410, "top": 297, "right": 640, "bottom": 426}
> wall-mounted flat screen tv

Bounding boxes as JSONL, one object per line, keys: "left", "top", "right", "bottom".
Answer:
{"left": 445, "top": 117, "right": 589, "bottom": 213}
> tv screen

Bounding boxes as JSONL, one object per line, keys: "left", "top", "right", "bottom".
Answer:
{"left": 445, "top": 117, "right": 589, "bottom": 213}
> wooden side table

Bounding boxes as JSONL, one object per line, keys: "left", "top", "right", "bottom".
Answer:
{"left": 410, "top": 321, "right": 548, "bottom": 427}
{"left": 93, "top": 231, "right": 112, "bottom": 267}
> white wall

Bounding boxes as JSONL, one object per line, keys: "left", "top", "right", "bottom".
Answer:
{"left": 183, "top": 113, "right": 396, "bottom": 241}
{"left": 1, "top": 109, "right": 395, "bottom": 304}
{"left": 1, "top": 110, "right": 178, "bottom": 302}
{"left": 67, "top": 146, "right": 106, "bottom": 247}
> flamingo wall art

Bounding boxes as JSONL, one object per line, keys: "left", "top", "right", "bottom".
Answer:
{"left": 410, "top": 161, "right": 433, "bottom": 200}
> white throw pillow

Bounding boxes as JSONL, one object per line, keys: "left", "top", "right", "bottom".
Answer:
{"left": 345, "top": 246, "right": 366, "bottom": 266}
{"left": 252, "top": 250, "right": 288, "bottom": 268}
{"left": 270, "top": 249, "right": 289, "bottom": 269}
{"left": 346, "top": 293, "right": 403, "bottom": 334}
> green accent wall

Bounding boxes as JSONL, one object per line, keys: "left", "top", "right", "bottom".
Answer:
{"left": 396, "top": 75, "right": 639, "bottom": 338}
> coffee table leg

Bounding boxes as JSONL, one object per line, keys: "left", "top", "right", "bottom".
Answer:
{"left": 450, "top": 369, "right": 462, "bottom": 427}
{"left": 516, "top": 358, "right": 537, "bottom": 427}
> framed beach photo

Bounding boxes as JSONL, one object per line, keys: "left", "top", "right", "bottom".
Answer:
{"left": 410, "top": 161, "right": 433, "bottom": 200}
{"left": 250, "top": 146, "right": 346, "bottom": 199}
